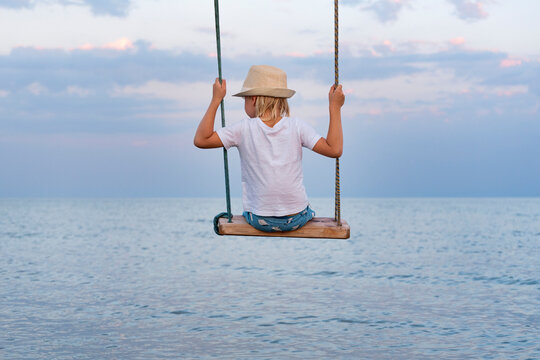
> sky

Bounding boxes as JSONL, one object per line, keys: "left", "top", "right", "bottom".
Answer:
{"left": 0, "top": 0, "right": 539, "bottom": 198}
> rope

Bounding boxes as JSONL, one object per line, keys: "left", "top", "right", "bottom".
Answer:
{"left": 213, "top": 212, "right": 228, "bottom": 235}
{"left": 214, "top": 0, "right": 232, "bottom": 223}
{"left": 334, "top": 0, "right": 341, "bottom": 226}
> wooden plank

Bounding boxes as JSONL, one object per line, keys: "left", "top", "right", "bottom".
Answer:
{"left": 218, "top": 215, "right": 350, "bottom": 239}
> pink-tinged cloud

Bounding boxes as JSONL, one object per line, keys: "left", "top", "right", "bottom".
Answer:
{"left": 313, "top": 49, "right": 333, "bottom": 56}
{"left": 371, "top": 40, "right": 396, "bottom": 56}
{"left": 286, "top": 52, "right": 308, "bottom": 58}
{"left": 500, "top": 59, "right": 522, "bottom": 68}
{"left": 369, "top": 48, "right": 380, "bottom": 57}
{"left": 448, "top": 0, "right": 491, "bottom": 21}
{"left": 450, "top": 37, "right": 465, "bottom": 46}
{"left": 368, "top": 108, "right": 382, "bottom": 116}
{"left": 79, "top": 43, "right": 94, "bottom": 50}
{"left": 496, "top": 87, "right": 528, "bottom": 97}
{"left": 76, "top": 38, "right": 134, "bottom": 51}
{"left": 104, "top": 37, "right": 134, "bottom": 51}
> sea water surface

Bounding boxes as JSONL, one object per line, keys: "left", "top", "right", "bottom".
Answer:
{"left": 1, "top": 198, "right": 539, "bottom": 359}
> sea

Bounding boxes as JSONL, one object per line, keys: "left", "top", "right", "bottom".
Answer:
{"left": 1, "top": 198, "right": 538, "bottom": 359}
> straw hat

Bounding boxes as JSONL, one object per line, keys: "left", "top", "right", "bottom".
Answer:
{"left": 233, "top": 65, "right": 296, "bottom": 98}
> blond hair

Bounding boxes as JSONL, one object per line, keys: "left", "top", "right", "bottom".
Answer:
{"left": 255, "top": 96, "right": 290, "bottom": 120}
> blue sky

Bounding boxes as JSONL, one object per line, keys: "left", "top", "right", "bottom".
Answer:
{"left": 0, "top": 0, "right": 539, "bottom": 197}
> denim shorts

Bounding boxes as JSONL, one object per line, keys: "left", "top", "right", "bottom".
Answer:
{"left": 243, "top": 206, "right": 315, "bottom": 232}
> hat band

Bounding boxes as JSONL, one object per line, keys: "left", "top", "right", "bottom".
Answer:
{"left": 233, "top": 87, "right": 296, "bottom": 98}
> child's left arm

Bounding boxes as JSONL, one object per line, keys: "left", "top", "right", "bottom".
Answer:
{"left": 194, "top": 78, "right": 226, "bottom": 149}
{"left": 312, "top": 84, "right": 345, "bottom": 158}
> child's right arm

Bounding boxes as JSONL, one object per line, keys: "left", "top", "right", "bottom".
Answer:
{"left": 312, "top": 84, "right": 345, "bottom": 158}
{"left": 193, "top": 78, "right": 226, "bottom": 149}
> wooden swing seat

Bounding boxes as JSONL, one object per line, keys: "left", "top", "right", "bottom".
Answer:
{"left": 217, "top": 215, "right": 350, "bottom": 239}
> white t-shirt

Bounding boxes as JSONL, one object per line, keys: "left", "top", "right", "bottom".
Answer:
{"left": 216, "top": 117, "right": 322, "bottom": 216}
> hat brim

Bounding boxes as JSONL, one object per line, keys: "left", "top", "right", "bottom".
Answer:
{"left": 233, "top": 87, "right": 295, "bottom": 98}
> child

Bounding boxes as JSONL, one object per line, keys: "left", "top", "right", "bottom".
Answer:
{"left": 194, "top": 65, "right": 344, "bottom": 232}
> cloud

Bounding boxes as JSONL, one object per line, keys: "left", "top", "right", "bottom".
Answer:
{"left": 81, "top": 0, "right": 131, "bottom": 17}
{"left": 27, "top": 82, "right": 48, "bottom": 95}
{"left": 493, "top": 85, "right": 528, "bottom": 97}
{"left": 0, "top": 0, "right": 132, "bottom": 17}
{"left": 366, "top": 0, "right": 410, "bottom": 22}
{"left": 1, "top": 38, "right": 539, "bottom": 197}
{"left": 1, "top": 38, "right": 539, "bottom": 141}
{"left": 76, "top": 37, "right": 136, "bottom": 51}
{"left": 0, "top": 40, "right": 216, "bottom": 93}
{"left": 342, "top": 0, "right": 494, "bottom": 22}
{"left": 112, "top": 80, "right": 213, "bottom": 110}
{"left": 500, "top": 58, "right": 522, "bottom": 68}
{"left": 0, "top": 0, "right": 32, "bottom": 9}
{"left": 447, "top": 0, "right": 492, "bottom": 21}
{"left": 103, "top": 37, "right": 135, "bottom": 51}
{"left": 0, "top": 41, "right": 223, "bottom": 135}
{"left": 342, "top": 0, "right": 410, "bottom": 22}
{"left": 371, "top": 40, "right": 396, "bottom": 56}
{"left": 66, "top": 85, "right": 92, "bottom": 97}
{"left": 449, "top": 37, "right": 466, "bottom": 46}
